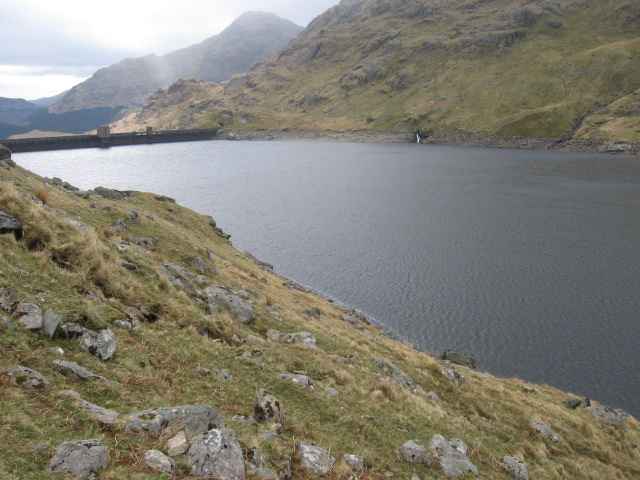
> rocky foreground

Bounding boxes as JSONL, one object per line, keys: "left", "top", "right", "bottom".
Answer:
{"left": 0, "top": 147, "right": 638, "bottom": 479}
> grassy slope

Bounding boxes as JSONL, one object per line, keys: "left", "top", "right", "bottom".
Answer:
{"left": 1, "top": 159, "right": 639, "bottom": 479}
{"left": 112, "top": 0, "right": 640, "bottom": 143}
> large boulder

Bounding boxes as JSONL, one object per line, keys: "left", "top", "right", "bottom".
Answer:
{"left": 503, "top": 456, "right": 530, "bottom": 480}
{"left": 123, "top": 404, "right": 224, "bottom": 436}
{"left": 49, "top": 439, "right": 109, "bottom": 479}
{"left": 205, "top": 285, "right": 255, "bottom": 323}
{"left": 429, "top": 435, "right": 478, "bottom": 478}
{"left": 0, "top": 210, "right": 22, "bottom": 240}
{"left": 298, "top": 442, "right": 336, "bottom": 475}
{"left": 15, "top": 303, "right": 43, "bottom": 330}
{"left": 43, "top": 309, "right": 63, "bottom": 338}
{"left": 396, "top": 440, "right": 426, "bottom": 463}
{"left": 254, "top": 389, "right": 284, "bottom": 423}
{"left": 285, "top": 331, "right": 317, "bottom": 348}
{"left": 77, "top": 328, "right": 116, "bottom": 360}
{"left": 187, "top": 428, "right": 246, "bottom": 479}
{"left": 585, "top": 405, "right": 628, "bottom": 430}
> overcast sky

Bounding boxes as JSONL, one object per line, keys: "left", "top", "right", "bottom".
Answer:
{"left": 0, "top": 0, "right": 340, "bottom": 101}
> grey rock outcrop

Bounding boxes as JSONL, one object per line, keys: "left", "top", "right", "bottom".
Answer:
{"left": 0, "top": 286, "right": 19, "bottom": 310}
{"left": 1, "top": 314, "right": 16, "bottom": 331}
{"left": 532, "top": 419, "right": 560, "bottom": 442}
{"left": 585, "top": 405, "right": 628, "bottom": 430}
{"left": 0, "top": 210, "right": 22, "bottom": 239}
{"left": 60, "top": 390, "right": 120, "bottom": 425}
{"left": 395, "top": 440, "right": 426, "bottom": 463}
{"left": 43, "top": 309, "right": 63, "bottom": 338}
{"left": 4, "top": 366, "right": 51, "bottom": 390}
{"left": 205, "top": 285, "right": 255, "bottom": 323}
{"left": 54, "top": 360, "right": 121, "bottom": 386}
{"left": 442, "top": 350, "right": 477, "bottom": 369}
{"left": 123, "top": 404, "right": 224, "bottom": 436}
{"left": 94, "top": 186, "right": 126, "bottom": 200}
{"left": 247, "top": 467, "right": 279, "bottom": 479}
{"left": 302, "top": 307, "right": 321, "bottom": 320}
{"left": 144, "top": 449, "right": 175, "bottom": 475}
{"left": 376, "top": 358, "right": 420, "bottom": 393}
{"left": 49, "top": 439, "right": 109, "bottom": 479}
{"left": 429, "top": 435, "right": 478, "bottom": 478}
{"left": 298, "top": 442, "right": 336, "bottom": 475}
{"left": 77, "top": 328, "right": 116, "bottom": 360}
{"left": 254, "top": 388, "right": 284, "bottom": 423}
{"left": 187, "top": 428, "right": 246, "bottom": 479}
{"left": 166, "top": 431, "right": 190, "bottom": 456}
{"left": 278, "top": 373, "right": 314, "bottom": 391}
{"left": 285, "top": 331, "right": 317, "bottom": 348}
{"left": 15, "top": 302, "right": 43, "bottom": 330}
{"left": 343, "top": 454, "right": 367, "bottom": 471}
{"left": 161, "top": 414, "right": 211, "bottom": 440}
{"left": 503, "top": 456, "right": 530, "bottom": 480}
{"left": 442, "top": 368, "right": 466, "bottom": 385}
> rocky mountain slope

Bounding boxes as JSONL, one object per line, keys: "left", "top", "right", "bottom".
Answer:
{"left": 115, "top": 0, "right": 640, "bottom": 143}
{"left": 1, "top": 146, "right": 639, "bottom": 479}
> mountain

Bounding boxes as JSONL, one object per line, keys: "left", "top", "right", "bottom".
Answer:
{"left": 29, "top": 91, "right": 69, "bottom": 108}
{"left": 0, "top": 97, "right": 44, "bottom": 126}
{"left": 118, "top": 0, "right": 640, "bottom": 143}
{"left": 48, "top": 12, "right": 303, "bottom": 116}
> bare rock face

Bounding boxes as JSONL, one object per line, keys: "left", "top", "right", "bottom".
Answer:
{"left": 49, "top": 439, "right": 109, "bottom": 479}
{"left": 187, "top": 428, "right": 246, "bottom": 479}
{"left": 254, "top": 388, "right": 284, "bottom": 423}
{"left": 4, "top": 366, "right": 51, "bottom": 390}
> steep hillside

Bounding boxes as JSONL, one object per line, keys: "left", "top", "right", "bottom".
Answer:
{"left": 1, "top": 148, "right": 639, "bottom": 479}
{"left": 44, "top": 12, "right": 302, "bottom": 123}
{"left": 118, "top": 0, "right": 640, "bottom": 143}
{"left": 0, "top": 97, "right": 44, "bottom": 126}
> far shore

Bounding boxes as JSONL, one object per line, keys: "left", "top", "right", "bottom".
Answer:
{"left": 217, "top": 129, "right": 640, "bottom": 156}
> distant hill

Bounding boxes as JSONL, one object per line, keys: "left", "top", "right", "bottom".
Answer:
{"left": 0, "top": 97, "right": 44, "bottom": 126}
{"left": 29, "top": 91, "right": 69, "bottom": 107}
{"left": 48, "top": 12, "right": 303, "bottom": 116}
{"left": 118, "top": 0, "right": 640, "bottom": 143}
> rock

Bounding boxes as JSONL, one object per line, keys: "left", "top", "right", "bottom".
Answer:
{"left": 187, "top": 428, "right": 246, "bottom": 479}
{"left": 113, "top": 218, "right": 127, "bottom": 232}
{"left": 247, "top": 467, "right": 279, "bottom": 479}
{"left": 442, "top": 368, "right": 466, "bottom": 385}
{"left": 522, "top": 384, "right": 535, "bottom": 393}
{"left": 503, "top": 456, "right": 530, "bottom": 480}
{"left": 0, "top": 286, "right": 20, "bottom": 310}
{"left": 259, "top": 430, "right": 279, "bottom": 439}
{"left": 0, "top": 210, "right": 23, "bottom": 239}
{"left": 191, "top": 256, "right": 207, "bottom": 274}
{"left": 94, "top": 186, "right": 125, "bottom": 200}
{"left": 564, "top": 396, "right": 590, "bottom": 409}
{"left": 60, "top": 390, "right": 120, "bottom": 425}
{"left": 161, "top": 414, "right": 211, "bottom": 440}
{"left": 266, "top": 329, "right": 283, "bottom": 342}
{"left": 328, "top": 354, "right": 355, "bottom": 364}
{"left": 325, "top": 387, "right": 340, "bottom": 395}
{"left": 43, "top": 309, "right": 63, "bottom": 338}
{"left": 395, "top": 440, "right": 426, "bottom": 463}
{"left": 121, "top": 259, "right": 138, "bottom": 271}
{"left": 167, "top": 431, "right": 190, "bottom": 456}
{"left": 376, "top": 358, "right": 420, "bottom": 393}
{"left": 59, "top": 322, "right": 87, "bottom": 338}
{"left": 205, "top": 285, "right": 255, "bottom": 323}
{"left": 254, "top": 388, "right": 284, "bottom": 423}
{"left": 442, "top": 350, "right": 477, "bottom": 369}
{"left": 585, "top": 404, "right": 628, "bottom": 430}
{"left": 343, "top": 454, "right": 367, "bottom": 471}
{"left": 49, "top": 439, "right": 109, "bottom": 479}
{"left": 127, "top": 209, "right": 141, "bottom": 225}
{"left": 113, "top": 319, "right": 134, "bottom": 331}
{"left": 15, "top": 302, "right": 43, "bottom": 330}
{"left": 31, "top": 443, "right": 50, "bottom": 455}
{"left": 429, "top": 435, "right": 478, "bottom": 478}
{"left": 427, "top": 391, "right": 441, "bottom": 401}
{"left": 278, "top": 373, "right": 314, "bottom": 391}
{"left": 131, "top": 235, "right": 155, "bottom": 250}
{"left": 531, "top": 419, "right": 560, "bottom": 442}
{"left": 53, "top": 360, "right": 121, "bottom": 386}
{"left": 298, "top": 442, "right": 336, "bottom": 475}
{"left": 302, "top": 307, "right": 321, "bottom": 320}
{"left": 285, "top": 331, "right": 316, "bottom": 348}
{"left": 231, "top": 415, "right": 258, "bottom": 426}
{"left": 123, "top": 404, "right": 224, "bottom": 436}
{"left": 144, "top": 449, "right": 175, "bottom": 474}
{"left": 217, "top": 369, "right": 233, "bottom": 380}
{"left": 77, "top": 328, "right": 116, "bottom": 360}
{"left": 1, "top": 314, "right": 16, "bottom": 332}
{"left": 4, "top": 366, "right": 51, "bottom": 390}
{"left": 155, "top": 195, "right": 176, "bottom": 203}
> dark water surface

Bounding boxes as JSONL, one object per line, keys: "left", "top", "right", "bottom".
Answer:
{"left": 15, "top": 141, "right": 640, "bottom": 418}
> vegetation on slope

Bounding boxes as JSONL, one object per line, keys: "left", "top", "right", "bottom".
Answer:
{"left": 1, "top": 156, "right": 639, "bottom": 479}
{"left": 113, "top": 0, "right": 640, "bottom": 143}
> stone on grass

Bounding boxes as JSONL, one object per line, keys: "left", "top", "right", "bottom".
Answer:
{"left": 247, "top": 467, "right": 279, "bottom": 479}
{"left": 532, "top": 419, "right": 560, "bottom": 442}
{"left": 49, "top": 439, "right": 109, "bottom": 479}
{"left": 4, "top": 366, "right": 51, "bottom": 390}
{"left": 298, "top": 442, "right": 336, "bottom": 475}
{"left": 325, "top": 387, "right": 340, "bottom": 395}
{"left": 145, "top": 449, "right": 175, "bottom": 475}
{"left": 53, "top": 360, "right": 121, "bottom": 386}
{"left": 15, "top": 302, "right": 43, "bottom": 330}
{"left": 285, "top": 331, "right": 316, "bottom": 348}
{"left": 0, "top": 286, "right": 19, "bottom": 311}
{"left": 1, "top": 314, "right": 16, "bottom": 332}
{"left": 427, "top": 391, "right": 441, "bottom": 401}
{"left": 187, "top": 428, "right": 245, "bottom": 479}
{"left": 343, "top": 454, "right": 367, "bottom": 471}
{"left": 42, "top": 309, "right": 63, "bottom": 338}
{"left": 217, "top": 369, "right": 233, "bottom": 380}
{"left": 376, "top": 358, "right": 420, "bottom": 393}
{"left": 585, "top": 405, "right": 628, "bottom": 430}
{"left": 442, "top": 350, "right": 477, "bottom": 369}
{"left": 232, "top": 415, "right": 258, "bottom": 426}
{"left": 123, "top": 404, "right": 224, "bottom": 436}
{"left": 205, "top": 285, "right": 255, "bottom": 323}
{"left": 60, "top": 390, "right": 120, "bottom": 425}
{"left": 278, "top": 373, "right": 314, "bottom": 391}
{"left": 161, "top": 414, "right": 211, "bottom": 440}
{"left": 0, "top": 210, "right": 22, "bottom": 239}
{"left": 442, "top": 368, "right": 466, "bottom": 385}
{"left": 302, "top": 307, "right": 321, "bottom": 320}
{"left": 503, "top": 456, "right": 529, "bottom": 480}
{"left": 254, "top": 388, "right": 284, "bottom": 423}
{"left": 429, "top": 435, "right": 478, "bottom": 478}
{"left": 395, "top": 440, "right": 426, "bottom": 463}
{"left": 77, "top": 328, "right": 116, "bottom": 360}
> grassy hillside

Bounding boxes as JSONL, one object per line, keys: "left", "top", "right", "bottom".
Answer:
{"left": 113, "top": 0, "right": 640, "bottom": 143}
{"left": 1, "top": 154, "right": 638, "bottom": 479}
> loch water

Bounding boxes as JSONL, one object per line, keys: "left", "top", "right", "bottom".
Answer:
{"left": 15, "top": 140, "right": 640, "bottom": 418}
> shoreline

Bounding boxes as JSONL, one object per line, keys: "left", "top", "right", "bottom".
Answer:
{"left": 217, "top": 129, "right": 640, "bottom": 156}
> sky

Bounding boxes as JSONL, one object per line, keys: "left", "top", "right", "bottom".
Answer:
{"left": 0, "top": 0, "right": 340, "bottom": 101}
